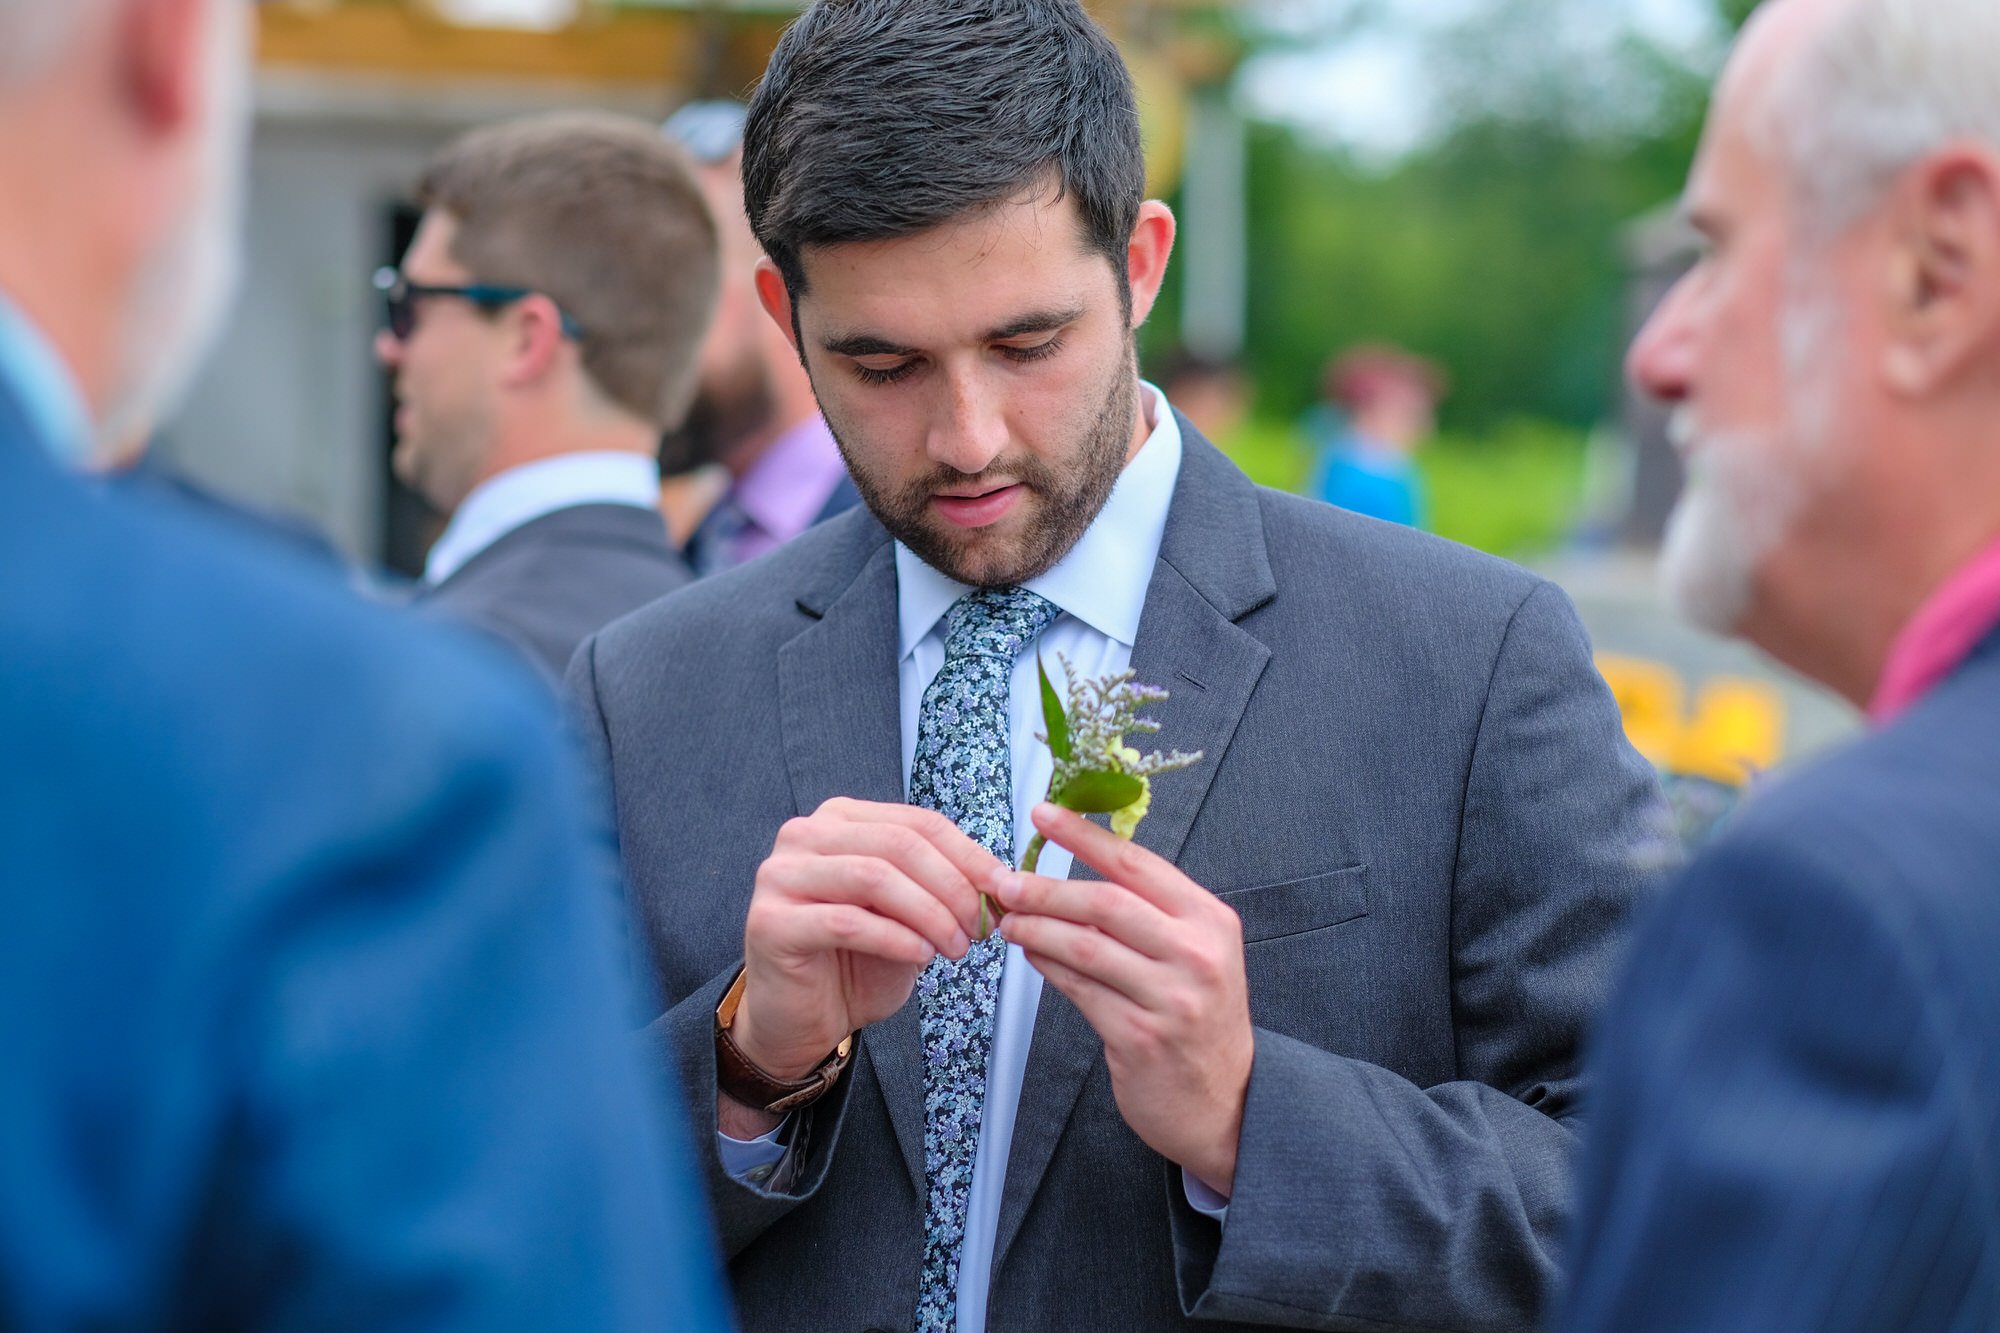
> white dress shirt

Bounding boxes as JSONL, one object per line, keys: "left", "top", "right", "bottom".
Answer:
{"left": 423, "top": 452, "right": 662, "bottom": 586}
{"left": 0, "top": 289, "right": 91, "bottom": 466}
{"left": 720, "top": 385, "right": 1227, "bottom": 1329}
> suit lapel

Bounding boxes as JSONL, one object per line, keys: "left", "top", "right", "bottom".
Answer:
{"left": 774, "top": 523, "right": 928, "bottom": 1190}
{"left": 994, "top": 425, "right": 1276, "bottom": 1270}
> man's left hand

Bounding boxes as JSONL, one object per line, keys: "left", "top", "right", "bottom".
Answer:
{"left": 993, "top": 802, "right": 1253, "bottom": 1198}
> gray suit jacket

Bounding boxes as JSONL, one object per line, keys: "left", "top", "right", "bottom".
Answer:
{"left": 569, "top": 426, "right": 1672, "bottom": 1332}
{"left": 424, "top": 502, "right": 691, "bottom": 682}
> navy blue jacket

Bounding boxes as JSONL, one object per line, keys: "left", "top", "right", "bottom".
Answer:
{"left": 1559, "top": 630, "right": 2000, "bottom": 1331}
{"left": 0, "top": 387, "right": 731, "bottom": 1331}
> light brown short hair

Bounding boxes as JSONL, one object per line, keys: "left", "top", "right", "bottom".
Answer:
{"left": 417, "top": 112, "right": 719, "bottom": 430}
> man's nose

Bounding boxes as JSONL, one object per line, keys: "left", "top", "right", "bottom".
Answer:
{"left": 926, "top": 370, "right": 1009, "bottom": 475}
{"left": 1628, "top": 278, "right": 1695, "bottom": 405}
{"left": 374, "top": 328, "right": 404, "bottom": 370}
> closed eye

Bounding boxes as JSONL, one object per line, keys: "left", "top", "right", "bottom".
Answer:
{"left": 853, "top": 359, "right": 921, "bottom": 386}
{"left": 1000, "top": 337, "right": 1066, "bottom": 365}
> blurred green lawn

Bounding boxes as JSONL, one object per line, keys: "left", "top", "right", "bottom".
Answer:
{"left": 1219, "top": 418, "right": 1588, "bottom": 561}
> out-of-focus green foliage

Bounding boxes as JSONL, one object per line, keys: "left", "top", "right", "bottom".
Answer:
{"left": 1218, "top": 417, "right": 1587, "bottom": 559}
{"left": 1138, "top": 0, "right": 1772, "bottom": 556}
{"left": 1215, "top": 419, "right": 1313, "bottom": 493}
{"left": 1139, "top": 0, "right": 1745, "bottom": 561}
{"left": 1150, "top": 97, "right": 1708, "bottom": 437}
{"left": 1420, "top": 420, "right": 1588, "bottom": 557}
{"left": 1720, "top": 0, "right": 1763, "bottom": 30}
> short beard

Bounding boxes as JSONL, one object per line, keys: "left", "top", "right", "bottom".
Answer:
{"left": 1660, "top": 417, "right": 1789, "bottom": 632}
{"left": 662, "top": 356, "right": 778, "bottom": 476}
{"left": 832, "top": 353, "right": 1137, "bottom": 589}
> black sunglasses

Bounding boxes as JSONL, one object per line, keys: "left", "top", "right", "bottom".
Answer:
{"left": 372, "top": 267, "right": 587, "bottom": 342}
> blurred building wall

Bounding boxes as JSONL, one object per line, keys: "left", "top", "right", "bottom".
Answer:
{"left": 164, "top": 1, "right": 1234, "bottom": 568}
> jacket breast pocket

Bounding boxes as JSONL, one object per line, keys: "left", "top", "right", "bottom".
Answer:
{"left": 1217, "top": 865, "right": 1370, "bottom": 944}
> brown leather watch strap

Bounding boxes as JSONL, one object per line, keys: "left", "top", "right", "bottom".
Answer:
{"left": 714, "top": 969, "right": 854, "bottom": 1116}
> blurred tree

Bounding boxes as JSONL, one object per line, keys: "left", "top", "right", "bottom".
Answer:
{"left": 1720, "top": 0, "right": 1764, "bottom": 29}
{"left": 1150, "top": 0, "right": 1727, "bottom": 437}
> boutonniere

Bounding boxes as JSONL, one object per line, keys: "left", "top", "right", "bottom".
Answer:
{"left": 978, "top": 654, "right": 1204, "bottom": 939}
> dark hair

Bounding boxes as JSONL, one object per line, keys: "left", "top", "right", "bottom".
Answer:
{"left": 417, "top": 113, "right": 719, "bottom": 430}
{"left": 742, "top": 0, "right": 1145, "bottom": 309}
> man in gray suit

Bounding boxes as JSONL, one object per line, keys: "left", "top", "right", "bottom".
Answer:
{"left": 379, "top": 114, "right": 717, "bottom": 679}
{"left": 569, "top": 2, "right": 1672, "bottom": 1328}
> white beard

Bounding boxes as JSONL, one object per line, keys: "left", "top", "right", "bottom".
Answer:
{"left": 1660, "top": 415, "right": 1798, "bottom": 632}
{"left": 96, "top": 0, "right": 250, "bottom": 457}
{"left": 1658, "top": 276, "right": 1846, "bottom": 635}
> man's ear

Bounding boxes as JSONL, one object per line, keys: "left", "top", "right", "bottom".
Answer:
{"left": 118, "top": 0, "right": 208, "bottom": 136}
{"left": 1882, "top": 146, "right": 2000, "bottom": 396}
{"left": 498, "top": 294, "right": 570, "bottom": 391}
{"left": 754, "top": 258, "right": 804, "bottom": 359}
{"left": 1125, "top": 201, "right": 1179, "bottom": 331}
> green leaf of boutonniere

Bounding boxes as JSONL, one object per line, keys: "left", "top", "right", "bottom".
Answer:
{"left": 1055, "top": 769, "right": 1145, "bottom": 813}
{"left": 1039, "top": 655, "right": 1071, "bottom": 763}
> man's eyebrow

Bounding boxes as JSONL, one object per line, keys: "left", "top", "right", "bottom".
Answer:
{"left": 819, "top": 307, "right": 1088, "bottom": 359}
{"left": 983, "top": 306, "right": 1086, "bottom": 341}
{"left": 821, "top": 332, "right": 922, "bottom": 359}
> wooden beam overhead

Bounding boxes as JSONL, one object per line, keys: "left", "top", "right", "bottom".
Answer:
{"left": 257, "top": 2, "right": 787, "bottom": 90}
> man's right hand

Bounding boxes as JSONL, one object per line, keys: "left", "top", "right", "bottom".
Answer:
{"left": 719, "top": 799, "right": 996, "bottom": 1136}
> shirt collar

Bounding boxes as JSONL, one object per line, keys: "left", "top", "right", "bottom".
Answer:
{"left": 1869, "top": 534, "right": 2000, "bottom": 725}
{"left": 734, "top": 415, "right": 849, "bottom": 545}
{"left": 425, "top": 451, "right": 661, "bottom": 586}
{"left": 0, "top": 288, "right": 93, "bottom": 466}
{"left": 897, "top": 382, "right": 1184, "bottom": 658}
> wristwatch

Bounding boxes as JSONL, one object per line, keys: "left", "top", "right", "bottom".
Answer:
{"left": 714, "top": 969, "right": 854, "bottom": 1116}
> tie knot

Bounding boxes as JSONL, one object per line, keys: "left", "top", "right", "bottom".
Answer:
{"left": 942, "top": 587, "right": 1061, "bottom": 661}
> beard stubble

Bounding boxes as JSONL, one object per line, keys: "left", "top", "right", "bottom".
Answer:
{"left": 827, "top": 352, "right": 1139, "bottom": 589}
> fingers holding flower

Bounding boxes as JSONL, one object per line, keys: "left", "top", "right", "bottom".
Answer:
{"left": 994, "top": 804, "right": 1253, "bottom": 1197}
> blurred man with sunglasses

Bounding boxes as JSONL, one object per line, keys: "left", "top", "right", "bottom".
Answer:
{"left": 380, "top": 113, "right": 718, "bottom": 681}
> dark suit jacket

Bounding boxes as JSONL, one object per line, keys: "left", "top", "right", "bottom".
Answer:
{"left": 570, "top": 422, "right": 1673, "bottom": 1331}
{"left": 1558, "top": 630, "right": 2000, "bottom": 1332}
{"left": 423, "top": 502, "right": 692, "bottom": 681}
{"left": 0, "top": 392, "right": 729, "bottom": 1330}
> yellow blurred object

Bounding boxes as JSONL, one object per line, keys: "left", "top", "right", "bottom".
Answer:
{"left": 1123, "top": 45, "right": 1188, "bottom": 199}
{"left": 1597, "top": 653, "right": 1785, "bottom": 786}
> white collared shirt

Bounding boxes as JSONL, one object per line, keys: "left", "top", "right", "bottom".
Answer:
{"left": 424, "top": 452, "right": 662, "bottom": 586}
{"left": 0, "top": 288, "right": 92, "bottom": 466}
{"left": 721, "top": 385, "right": 1223, "bottom": 1328}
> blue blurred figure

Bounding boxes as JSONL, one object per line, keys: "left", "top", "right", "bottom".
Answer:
{"left": 0, "top": 1, "right": 730, "bottom": 1328}
{"left": 1308, "top": 343, "right": 1445, "bottom": 529}
{"left": 1558, "top": 1, "right": 2000, "bottom": 1328}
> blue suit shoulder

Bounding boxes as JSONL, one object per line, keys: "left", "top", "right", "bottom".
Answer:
{"left": 1559, "top": 643, "right": 2000, "bottom": 1333}
{"left": 6, "top": 455, "right": 557, "bottom": 804}
{"left": 0, "top": 446, "right": 731, "bottom": 1330}
{"left": 1707, "top": 638, "right": 2000, "bottom": 931}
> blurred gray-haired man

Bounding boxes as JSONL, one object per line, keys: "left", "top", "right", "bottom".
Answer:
{"left": 1560, "top": 1, "right": 2000, "bottom": 1327}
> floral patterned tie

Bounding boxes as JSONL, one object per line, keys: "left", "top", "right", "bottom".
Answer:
{"left": 908, "top": 586, "right": 1061, "bottom": 1332}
